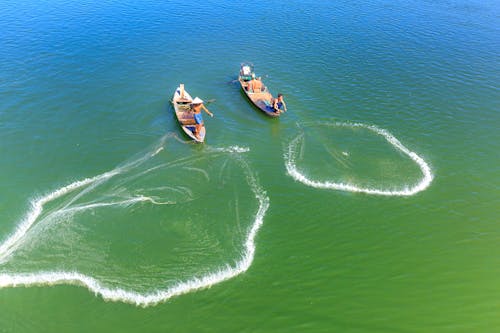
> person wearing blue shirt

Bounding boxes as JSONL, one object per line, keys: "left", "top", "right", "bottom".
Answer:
{"left": 191, "top": 97, "right": 213, "bottom": 139}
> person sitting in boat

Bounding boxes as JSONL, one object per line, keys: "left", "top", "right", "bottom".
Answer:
{"left": 247, "top": 74, "right": 263, "bottom": 93}
{"left": 272, "top": 93, "right": 287, "bottom": 113}
{"left": 191, "top": 97, "right": 214, "bottom": 139}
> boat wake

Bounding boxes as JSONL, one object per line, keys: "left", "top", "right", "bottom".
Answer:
{"left": 284, "top": 122, "right": 433, "bottom": 196}
{"left": 208, "top": 145, "right": 250, "bottom": 153}
{"left": 0, "top": 120, "right": 433, "bottom": 306}
{"left": 0, "top": 137, "right": 269, "bottom": 307}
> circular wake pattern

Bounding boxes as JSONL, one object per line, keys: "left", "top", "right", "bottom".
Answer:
{"left": 285, "top": 122, "right": 433, "bottom": 196}
{"left": 0, "top": 137, "right": 269, "bottom": 307}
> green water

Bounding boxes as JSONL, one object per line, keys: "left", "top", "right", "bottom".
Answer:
{"left": 0, "top": 0, "right": 499, "bottom": 332}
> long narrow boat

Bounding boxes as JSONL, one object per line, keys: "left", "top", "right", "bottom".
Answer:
{"left": 238, "top": 64, "right": 280, "bottom": 118}
{"left": 172, "top": 84, "right": 206, "bottom": 143}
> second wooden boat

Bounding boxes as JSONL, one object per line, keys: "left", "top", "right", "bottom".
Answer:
{"left": 238, "top": 64, "right": 280, "bottom": 118}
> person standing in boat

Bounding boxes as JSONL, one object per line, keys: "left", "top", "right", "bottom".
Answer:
{"left": 191, "top": 97, "right": 213, "bottom": 139}
{"left": 248, "top": 73, "right": 263, "bottom": 93}
{"left": 272, "top": 93, "right": 287, "bottom": 113}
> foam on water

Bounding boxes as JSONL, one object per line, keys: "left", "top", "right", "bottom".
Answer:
{"left": 209, "top": 145, "right": 250, "bottom": 153}
{"left": 0, "top": 170, "right": 119, "bottom": 263}
{"left": 152, "top": 147, "right": 164, "bottom": 156}
{"left": 0, "top": 141, "right": 268, "bottom": 307}
{"left": 57, "top": 196, "right": 178, "bottom": 216}
{"left": 284, "top": 122, "right": 433, "bottom": 196}
{"left": 0, "top": 137, "right": 169, "bottom": 263}
{"left": 182, "top": 167, "right": 210, "bottom": 182}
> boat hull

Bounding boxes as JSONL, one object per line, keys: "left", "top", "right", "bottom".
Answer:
{"left": 238, "top": 78, "right": 280, "bottom": 118}
{"left": 172, "top": 85, "right": 206, "bottom": 143}
{"left": 238, "top": 64, "right": 281, "bottom": 117}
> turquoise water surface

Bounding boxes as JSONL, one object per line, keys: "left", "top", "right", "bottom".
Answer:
{"left": 0, "top": 0, "right": 499, "bottom": 332}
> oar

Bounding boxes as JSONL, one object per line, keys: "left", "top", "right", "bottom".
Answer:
{"left": 204, "top": 99, "right": 216, "bottom": 117}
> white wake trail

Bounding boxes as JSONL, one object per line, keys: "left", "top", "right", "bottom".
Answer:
{"left": 0, "top": 137, "right": 165, "bottom": 262}
{"left": 0, "top": 148, "right": 269, "bottom": 307}
{"left": 0, "top": 170, "right": 119, "bottom": 262}
{"left": 55, "top": 196, "right": 177, "bottom": 216}
{"left": 284, "top": 122, "right": 433, "bottom": 196}
{"left": 209, "top": 146, "right": 250, "bottom": 153}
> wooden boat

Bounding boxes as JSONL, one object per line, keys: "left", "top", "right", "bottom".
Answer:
{"left": 172, "top": 84, "right": 206, "bottom": 143}
{"left": 238, "top": 64, "right": 280, "bottom": 118}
